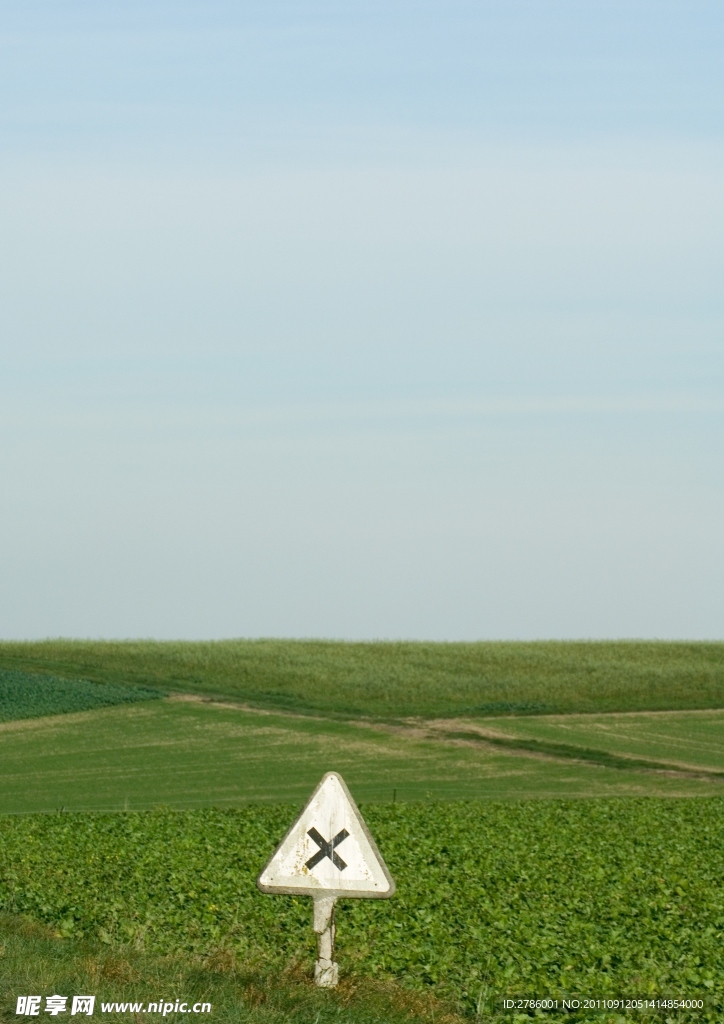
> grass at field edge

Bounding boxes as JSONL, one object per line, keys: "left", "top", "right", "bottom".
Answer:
{"left": 0, "top": 913, "right": 463, "bottom": 1024}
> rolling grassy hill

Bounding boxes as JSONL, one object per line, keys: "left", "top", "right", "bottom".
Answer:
{"left": 0, "top": 640, "right": 723, "bottom": 812}
{"left": 0, "top": 639, "right": 723, "bottom": 719}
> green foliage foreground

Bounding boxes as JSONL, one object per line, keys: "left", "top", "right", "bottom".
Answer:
{"left": 0, "top": 669, "right": 162, "bottom": 723}
{"left": 1, "top": 800, "right": 722, "bottom": 1022}
{"left": 1, "top": 639, "right": 723, "bottom": 718}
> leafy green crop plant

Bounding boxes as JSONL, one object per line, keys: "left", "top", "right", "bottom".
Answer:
{"left": 0, "top": 669, "right": 163, "bottom": 722}
{"left": 0, "top": 799, "right": 721, "bottom": 1021}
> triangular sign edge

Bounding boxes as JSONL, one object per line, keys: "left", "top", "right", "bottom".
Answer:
{"left": 256, "top": 771, "right": 396, "bottom": 899}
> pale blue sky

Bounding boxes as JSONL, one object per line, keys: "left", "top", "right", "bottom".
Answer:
{"left": 1, "top": 1, "right": 722, "bottom": 639}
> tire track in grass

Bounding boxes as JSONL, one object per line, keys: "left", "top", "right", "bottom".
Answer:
{"left": 437, "top": 728, "right": 724, "bottom": 781}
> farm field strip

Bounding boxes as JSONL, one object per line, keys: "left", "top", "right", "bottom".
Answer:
{"left": 453, "top": 708, "right": 724, "bottom": 774}
{"left": 0, "top": 668, "right": 163, "bottom": 723}
{"left": 0, "top": 700, "right": 719, "bottom": 814}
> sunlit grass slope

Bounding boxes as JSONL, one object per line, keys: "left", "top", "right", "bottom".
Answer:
{"left": 1, "top": 639, "right": 723, "bottom": 719}
{"left": 0, "top": 700, "right": 717, "bottom": 814}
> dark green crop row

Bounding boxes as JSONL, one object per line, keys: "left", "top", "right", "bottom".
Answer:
{"left": 0, "top": 669, "right": 163, "bottom": 722}
{"left": 0, "top": 799, "right": 722, "bottom": 1021}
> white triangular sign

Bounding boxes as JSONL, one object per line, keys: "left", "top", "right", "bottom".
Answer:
{"left": 257, "top": 772, "right": 395, "bottom": 898}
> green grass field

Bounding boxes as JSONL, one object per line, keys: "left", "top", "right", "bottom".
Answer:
{"left": 1, "top": 640, "right": 723, "bottom": 1022}
{"left": 0, "top": 699, "right": 720, "bottom": 814}
{"left": 1, "top": 639, "right": 723, "bottom": 718}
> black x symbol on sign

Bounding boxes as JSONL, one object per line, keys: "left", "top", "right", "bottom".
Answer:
{"left": 305, "top": 827, "right": 350, "bottom": 871}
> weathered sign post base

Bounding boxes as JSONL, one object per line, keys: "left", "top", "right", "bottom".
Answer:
{"left": 313, "top": 895, "right": 339, "bottom": 988}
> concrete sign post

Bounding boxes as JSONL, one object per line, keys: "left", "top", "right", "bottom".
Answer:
{"left": 257, "top": 772, "right": 396, "bottom": 987}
